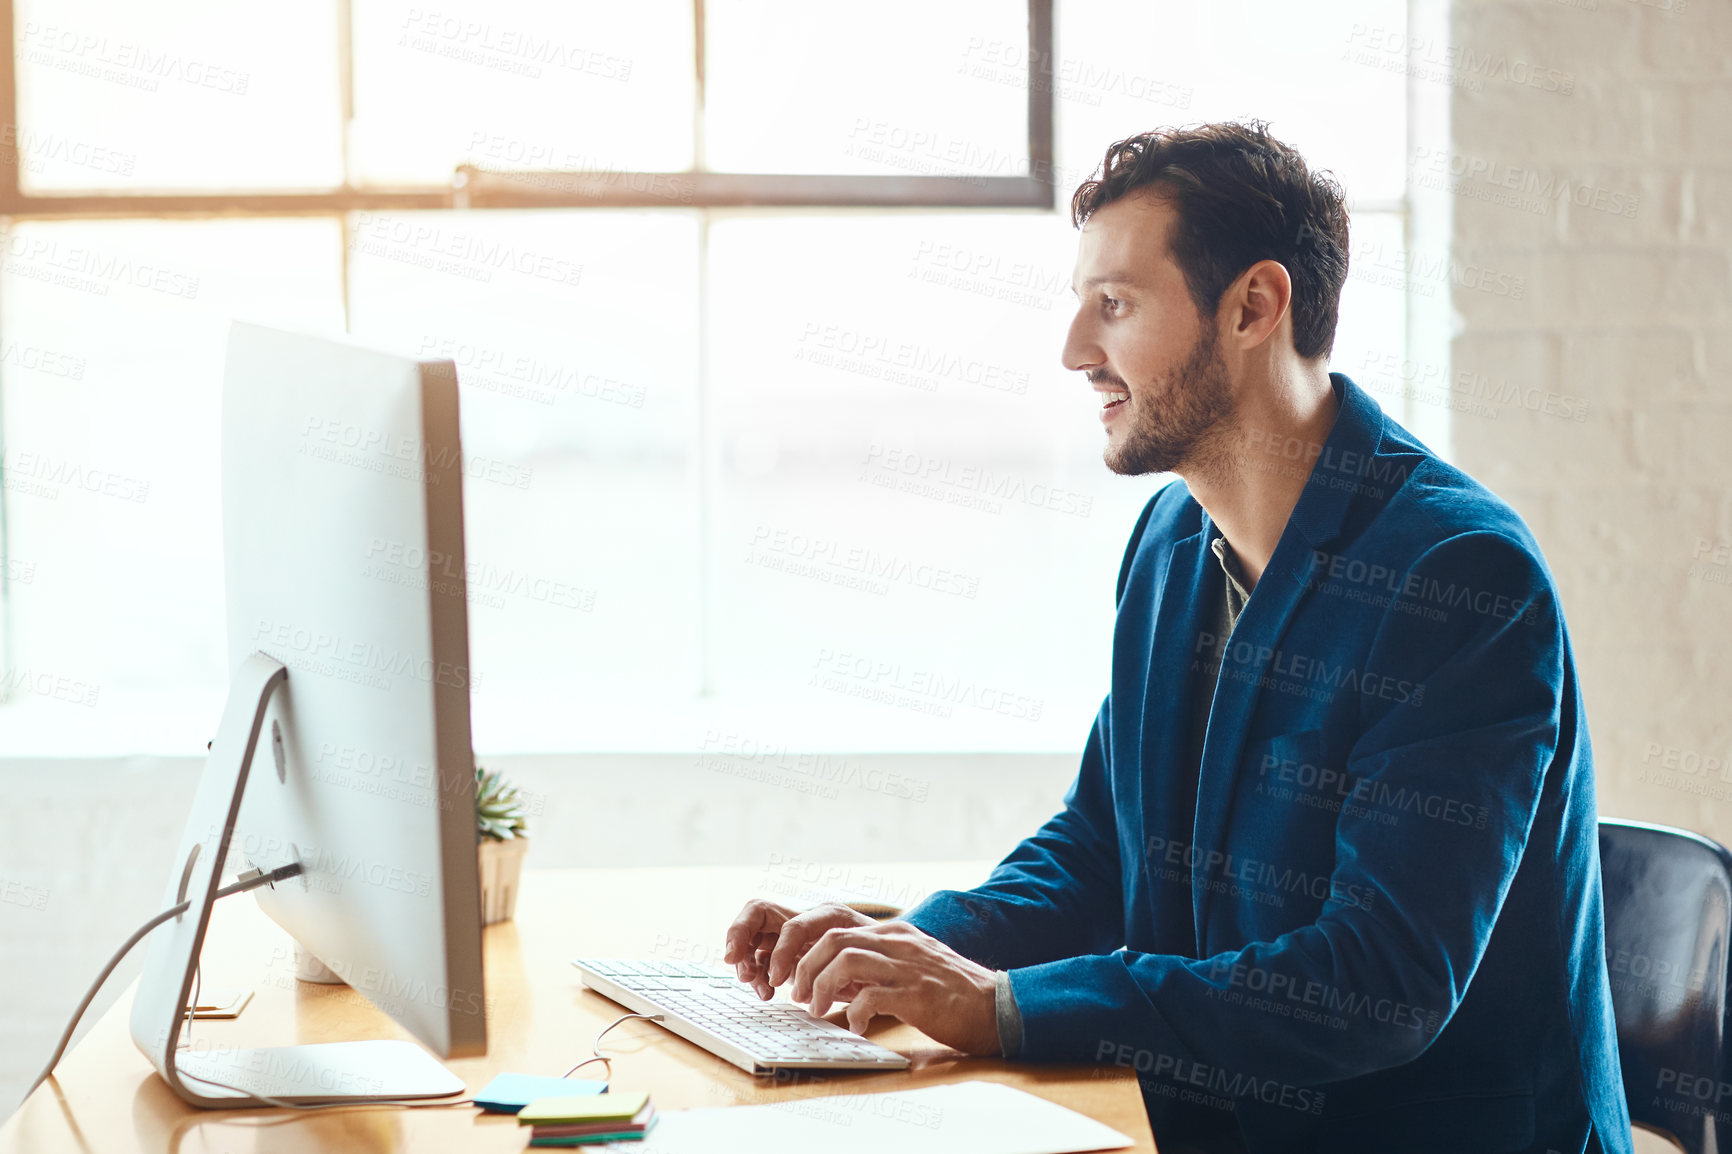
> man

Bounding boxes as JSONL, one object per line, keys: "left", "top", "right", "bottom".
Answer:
{"left": 723, "top": 122, "right": 1631, "bottom": 1153}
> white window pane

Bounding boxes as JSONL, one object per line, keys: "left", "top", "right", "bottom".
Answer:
{"left": 1, "top": 220, "right": 344, "bottom": 711}
{"left": 346, "top": 210, "right": 700, "bottom": 711}
{"left": 14, "top": 0, "right": 343, "bottom": 190}
{"left": 705, "top": 0, "right": 1028, "bottom": 177}
{"left": 1056, "top": 1, "right": 1407, "bottom": 205}
{"left": 349, "top": 0, "right": 695, "bottom": 184}
{"left": 1333, "top": 211, "right": 1431, "bottom": 435}
{"left": 707, "top": 213, "right": 1153, "bottom": 749}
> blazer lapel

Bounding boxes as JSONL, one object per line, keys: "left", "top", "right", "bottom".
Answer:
{"left": 1189, "top": 374, "right": 1389, "bottom": 947}
{"left": 1137, "top": 525, "right": 1215, "bottom": 952}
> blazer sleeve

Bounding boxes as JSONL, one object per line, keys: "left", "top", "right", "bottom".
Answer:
{"left": 900, "top": 698, "right": 1125, "bottom": 968}
{"left": 898, "top": 491, "right": 1168, "bottom": 967}
{"left": 1004, "top": 530, "right": 1565, "bottom": 1086}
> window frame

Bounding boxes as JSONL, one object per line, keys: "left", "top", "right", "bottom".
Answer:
{"left": 0, "top": 0, "right": 1057, "bottom": 216}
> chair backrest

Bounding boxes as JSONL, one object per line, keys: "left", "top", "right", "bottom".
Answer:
{"left": 1600, "top": 818, "right": 1732, "bottom": 1154}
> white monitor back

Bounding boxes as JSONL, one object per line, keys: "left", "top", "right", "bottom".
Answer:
{"left": 221, "top": 321, "right": 485, "bottom": 1058}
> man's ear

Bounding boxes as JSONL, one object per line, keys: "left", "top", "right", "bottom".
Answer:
{"left": 1226, "top": 259, "right": 1293, "bottom": 350}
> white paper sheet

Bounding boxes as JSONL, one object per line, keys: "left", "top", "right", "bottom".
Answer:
{"left": 601, "top": 1079, "right": 1136, "bottom": 1154}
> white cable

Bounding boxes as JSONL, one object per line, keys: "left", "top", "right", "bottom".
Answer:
{"left": 562, "top": 1012, "right": 665, "bottom": 1079}
{"left": 28, "top": 863, "right": 303, "bottom": 1097}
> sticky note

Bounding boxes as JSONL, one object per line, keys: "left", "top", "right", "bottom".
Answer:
{"left": 519, "top": 1089, "right": 650, "bottom": 1126}
{"left": 474, "top": 1073, "right": 607, "bottom": 1114}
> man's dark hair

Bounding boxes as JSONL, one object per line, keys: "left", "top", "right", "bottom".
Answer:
{"left": 1070, "top": 120, "right": 1350, "bottom": 360}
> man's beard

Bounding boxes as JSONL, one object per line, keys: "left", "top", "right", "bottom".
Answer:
{"left": 1097, "top": 320, "right": 1234, "bottom": 477}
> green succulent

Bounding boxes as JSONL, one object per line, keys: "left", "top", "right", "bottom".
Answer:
{"left": 475, "top": 764, "right": 528, "bottom": 842}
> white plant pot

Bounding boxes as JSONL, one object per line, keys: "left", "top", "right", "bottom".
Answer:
{"left": 479, "top": 836, "right": 529, "bottom": 925}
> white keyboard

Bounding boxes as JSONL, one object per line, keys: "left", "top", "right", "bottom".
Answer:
{"left": 571, "top": 958, "right": 911, "bottom": 1075}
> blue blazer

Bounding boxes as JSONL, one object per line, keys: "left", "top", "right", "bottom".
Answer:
{"left": 905, "top": 374, "right": 1631, "bottom": 1153}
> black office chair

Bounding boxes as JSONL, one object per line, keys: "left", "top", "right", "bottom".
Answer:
{"left": 1600, "top": 818, "right": 1732, "bottom": 1154}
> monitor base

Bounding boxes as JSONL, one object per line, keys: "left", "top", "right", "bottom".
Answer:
{"left": 175, "top": 1040, "right": 466, "bottom": 1104}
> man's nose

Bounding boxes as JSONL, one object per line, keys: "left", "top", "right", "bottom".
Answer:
{"left": 1061, "top": 309, "right": 1101, "bottom": 374}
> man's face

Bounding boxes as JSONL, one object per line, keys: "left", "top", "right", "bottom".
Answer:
{"left": 1061, "top": 190, "right": 1235, "bottom": 477}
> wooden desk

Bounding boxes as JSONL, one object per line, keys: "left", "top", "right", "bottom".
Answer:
{"left": 2, "top": 864, "right": 1156, "bottom": 1152}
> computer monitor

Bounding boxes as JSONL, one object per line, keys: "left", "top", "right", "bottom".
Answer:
{"left": 128, "top": 321, "right": 486, "bottom": 1106}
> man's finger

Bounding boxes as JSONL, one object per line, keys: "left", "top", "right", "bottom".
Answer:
{"left": 722, "top": 900, "right": 793, "bottom": 966}
{"left": 792, "top": 924, "right": 918, "bottom": 1003}
{"left": 749, "top": 945, "right": 776, "bottom": 998}
{"left": 739, "top": 934, "right": 778, "bottom": 983}
{"left": 844, "top": 983, "right": 902, "bottom": 1035}
{"left": 765, "top": 906, "right": 862, "bottom": 987}
{"left": 808, "top": 946, "right": 899, "bottom": 1018}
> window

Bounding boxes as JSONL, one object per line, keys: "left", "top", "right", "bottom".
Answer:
{"left": 0, "top": 0, "right": 1442, "bottom": 754}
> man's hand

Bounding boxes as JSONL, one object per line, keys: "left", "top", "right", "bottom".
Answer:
{"left": 722, "top": 900, "right": 1001, "bottom": 1056}
{"left": 722, "top": 899, "right": 875, "bottom": 1000}
{"left": 793, "top": 920, "right": 1000, "bottom": 1056}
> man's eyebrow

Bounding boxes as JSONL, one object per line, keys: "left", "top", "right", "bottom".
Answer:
{"left": 1066, "top": 272, "right": 1136, "bottom": 292}
{"left": 1071, "top": 272, "right": 1139, "bottom": 296}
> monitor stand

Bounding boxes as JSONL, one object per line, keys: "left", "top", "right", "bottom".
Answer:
{"left": 127, "top": 652, "right": 466, "bottom": 1107}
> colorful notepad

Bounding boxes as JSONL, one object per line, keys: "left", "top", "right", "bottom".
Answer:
{"left": 527, "top": 1103, "right": 656, "bottom": 1146}
{"left": 473, "top": 1073, "right": 607, "bottom": 1114}
{"left": 520, "top": 1091, "right": 656, "bottom": 1147}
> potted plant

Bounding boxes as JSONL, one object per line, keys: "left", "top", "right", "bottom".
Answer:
{"left": 476, "top": 764, "right": 529, "bottom": 925}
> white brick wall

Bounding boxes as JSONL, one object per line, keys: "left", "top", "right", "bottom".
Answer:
{"left": 1450, "top": 0, "right": 1732, "bottom": 836}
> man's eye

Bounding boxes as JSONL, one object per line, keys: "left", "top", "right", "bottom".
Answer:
{"left": 1103, "top": 296, "right": 1123, "bottom": 311}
